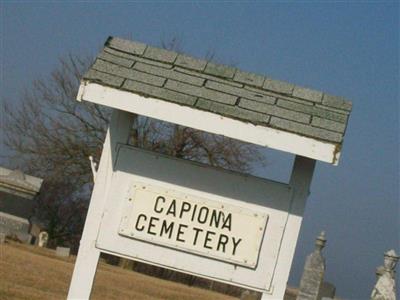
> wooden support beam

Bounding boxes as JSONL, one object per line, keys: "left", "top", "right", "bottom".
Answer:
{"left": 67, "top": 109, "right": 134, "bottom": 300}
{"left": 262, "top": 156, "right": 316, "bottom": 299}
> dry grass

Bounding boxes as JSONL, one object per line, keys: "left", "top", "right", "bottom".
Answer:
{"left": 0, "top": 241, "right": 237, "bottom": 300}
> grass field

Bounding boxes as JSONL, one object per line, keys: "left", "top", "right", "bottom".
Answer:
{"left": 0, "top": 241, "right": 238, "bottom": 300}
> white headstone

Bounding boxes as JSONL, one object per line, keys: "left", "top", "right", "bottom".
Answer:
{"left": 371, "top": 249, "right": 398, "bottom": 300}
{"left": 38, "top": 231, "right": 48, "bottom": 247}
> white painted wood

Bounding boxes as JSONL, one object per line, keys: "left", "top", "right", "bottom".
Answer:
{"left": 261, "top": 155, "right": 316, "bottom": 300}
{"left": 88, "top": 156, "right": 97, "bottom": 181}
{"left": 71, "top": 84, "right": 318, "bottom": 299}
{"left": 77, "top": 82, "right": 340, "bottom": 165}
{"left": 67, "top": 110, "right": 134, "bottom": 300}
{"left": 95, "top": 145, "right": 294, "bottom": 294}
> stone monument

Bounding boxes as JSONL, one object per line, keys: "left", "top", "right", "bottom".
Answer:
{"left": 0, "top": 167, "right": 43, "bottom": 243}
{"left": 296, "top": 231, "right": 327, "bottom": 300}
{"left": 56, "top": 246, "right": 71, "bottom": 257}
{"left": 38, "top": 231, "right": 49, "bottom": 247}
{"left": 371, "top": 249, "right": 398, "bottom": 300}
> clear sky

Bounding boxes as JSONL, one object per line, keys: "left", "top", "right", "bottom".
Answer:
{"left": 1, "top": 2, "right": 399, "bottom": 299}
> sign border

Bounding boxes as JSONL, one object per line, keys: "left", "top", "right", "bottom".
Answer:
{"left": 96, "top": 144, "right": 293, "bottom": 292}
{"left": 118, "top": 182, "right": 269, "bottom": 268}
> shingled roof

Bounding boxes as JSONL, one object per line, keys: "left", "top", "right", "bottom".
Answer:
{"left": 78, "top": 36, "right": 353, "bottom": 164}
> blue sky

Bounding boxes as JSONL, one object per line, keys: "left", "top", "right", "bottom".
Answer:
{"left": 1, "top": 2, "right": 399, "bottom": 299}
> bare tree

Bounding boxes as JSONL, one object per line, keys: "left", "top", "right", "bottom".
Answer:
{"left": 2, "top": 45, "right": 264, "bottom": 248}
{"left": 3, "top": 55, "right": 107, "bottom": 187}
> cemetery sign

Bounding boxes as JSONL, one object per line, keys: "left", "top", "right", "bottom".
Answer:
{"left": 118, "top": 183, "right": 268, "bottom": 267}
{"left": 67, "top": 37, "right": 352, "bottom": 300}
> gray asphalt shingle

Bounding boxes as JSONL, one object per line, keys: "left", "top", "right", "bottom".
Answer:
{"left": 123, "top": 80, "right": 197, "bottom": 106}
{"left": 82, "top": 36, "right": 353, "bottom": 144}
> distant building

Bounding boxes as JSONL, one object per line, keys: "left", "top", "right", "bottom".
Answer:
{"left": 0, "top": 166, "right": 43, "bottom": 243}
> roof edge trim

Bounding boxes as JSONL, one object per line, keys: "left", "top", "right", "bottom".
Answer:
{"left": 77, "top": 82, "right": 341, "bottom": 165}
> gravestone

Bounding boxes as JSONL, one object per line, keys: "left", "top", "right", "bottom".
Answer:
{"left": 56, "top": 246, "right": 71, "bottom": 257}
{"left": 0, "top": 211, "right": 32, "bottom": 243}
{"left": 38, "top": 231, "right": 49, "bottom": 247}
{"left": 370, "top": 249, "right": 398, "bottom": 300}
{"left": 296, "top": 232, "right": 327, "bottom": 300}
{"left": 30, "top": 221, "right": 46, "bottom": 244}
{"left": 0, "top": 167, "right": 43, "bottom": 243}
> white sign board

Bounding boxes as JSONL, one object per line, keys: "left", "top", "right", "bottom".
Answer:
{"left": 96, "top": 145, "right": 293, "bottom": 292}
{"left": 118, "top": 183, "right": 268, "bottom": 267}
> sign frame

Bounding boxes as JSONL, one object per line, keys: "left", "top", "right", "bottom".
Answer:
{"left": 67, "top": 109, "right": 316, "bottom": 300}
{"left": 117, "top": 182, "right": 269, "bottom": 268}
{"left": 95, "top": 144, "right": 293, "bottom": 291}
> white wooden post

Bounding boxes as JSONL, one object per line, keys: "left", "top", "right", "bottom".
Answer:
{"left": 261, "top": 155, "right": 316, "bottom": 299}
{"left": 67, "top": 109, "right": 134, "bottom": 300}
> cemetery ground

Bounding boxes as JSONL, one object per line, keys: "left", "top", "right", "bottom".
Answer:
{"left": 0, "top": 241, "right": 237, "bottom": 300}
